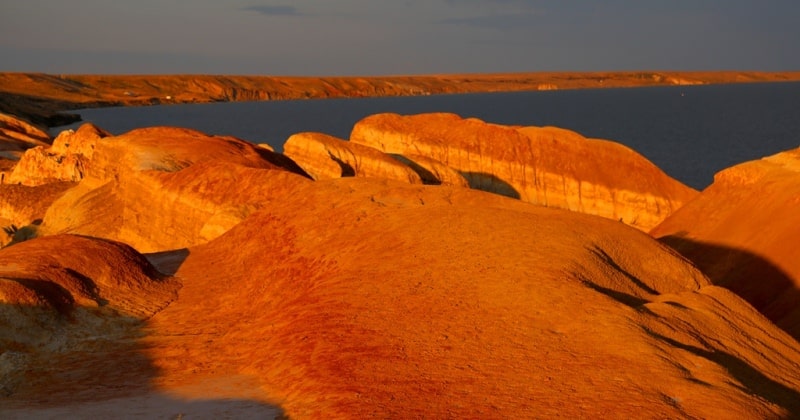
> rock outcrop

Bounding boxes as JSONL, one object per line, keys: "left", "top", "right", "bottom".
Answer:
{"left": 350, "top": 113, "right": 697, "bottom": 231}
{"left": 139, "top": 177, "right": 800, "bottom": 418}
{"left": 0, "top": 113, "right": 53, "bottom": 183}
{"left": 38, "top": 125, "right": 310, "bottom": 252}
{"left": 652, "top": 147, "right": 800, "bottom": 340}
{"left": 2, "top": 119, "right": 799, "bottom": 419}
{"left": 6, "top": 123, "right": 109, "bottom": 186}
{"left": 283, "top": 132, "right": 422, "bottom": 184}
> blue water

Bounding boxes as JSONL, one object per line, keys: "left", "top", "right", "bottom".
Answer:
{"left": 57, "top": 82, "right": 800, "bottom": 190}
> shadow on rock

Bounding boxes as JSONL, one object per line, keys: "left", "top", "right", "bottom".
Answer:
{"left": 645, "top": 329, "right": 800, "bottom": 414}
{"left": 659, "top": 235, "right": 800, "bottom": 341}
{"left": 255, "top": 147, "right": 313, "bottom": 179}
{"left": 146, "top": 248, "right": 191, "bottom": 276}
{"left": 461, "top": 172, "right": 520, "bottom": 199}
{"left": 391, "top": 154, "right": 441, "bottom": 185}
{"left": 0, "top": 237, "right": 283, "bottom": 418}
{"left": 0, "top": 300, "right": 284, "bottom": 418}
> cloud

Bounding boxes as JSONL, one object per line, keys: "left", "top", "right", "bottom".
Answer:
{"left": 242, "top": 5, "right": 305, "bottom": 16}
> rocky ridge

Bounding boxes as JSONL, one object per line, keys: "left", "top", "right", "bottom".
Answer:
{"left": 350, "top": 113, "right": 697, "bottom": 230}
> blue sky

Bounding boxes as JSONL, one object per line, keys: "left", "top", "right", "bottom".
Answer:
{"left": 1, "top": 0, "right": 798, "bottom": 75}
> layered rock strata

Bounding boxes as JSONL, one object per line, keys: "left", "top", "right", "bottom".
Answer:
{"left": 350, "top": 113, "right": 698, "bottom": 230}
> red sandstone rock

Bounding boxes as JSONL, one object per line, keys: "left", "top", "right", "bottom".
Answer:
{"left": 39, "top": 126, "right": 310, "bottom": 252}
{"left": 283, "top": 132, "right": 423, "bottom": 184}
{"left": 5, "top": 123, "right": 109, "bottom": 186}
{"left": 1, "top": 122, "right": 799, "bottom": 419}
{"left": 140, "top": 177, "right": 800, "bottom": 418}
{"left": 350, "top": 113, "right": 698, "bottom": 230}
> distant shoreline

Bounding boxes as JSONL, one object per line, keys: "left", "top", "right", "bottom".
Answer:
{"left": 2, "top": 71, "right": 800, "bottom": 130}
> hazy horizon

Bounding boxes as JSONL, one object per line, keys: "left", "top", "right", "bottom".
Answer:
{"left": 2, "top": 1, "right": 799, "bottom": 76}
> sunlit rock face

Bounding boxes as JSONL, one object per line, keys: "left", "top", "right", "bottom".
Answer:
{"left": 0, "top": 113, "right": 53, "bottom": 184}
{"left": 2, "top": 118, "right": 799, "bottom": 419}
{"left": 350, "top": 112, "right": 698, "bottom": 231}
{"left": 6, "top": 123, "right": 109, "bottom": 186}
{"left": 652, "top": 147, "right": 800, "bottom": 340}
{"left": 37, "top": 125, "right": 311, "bottom": 252}
{"left": 145, "top": 176, "right": 800, "bottom": 419}
{"left": 283, "top": 131, "right": 423, "bottom": 184}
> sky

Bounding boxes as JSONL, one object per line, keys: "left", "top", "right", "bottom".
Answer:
{"left": 1, "top": 0, "right": 798, "bottom": 76}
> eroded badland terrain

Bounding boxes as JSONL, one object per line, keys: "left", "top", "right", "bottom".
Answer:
{"left": 1, "top": 72, "right": 800, "bottom": 418}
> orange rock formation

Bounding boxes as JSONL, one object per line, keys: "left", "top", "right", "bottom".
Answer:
{"left": 283, "top": 132, "right": 423, "bottom": 183}
{"left": 6, "top": 123, "right": 109, "bottom": 186}
{"left": 1, "top": 119, "right": 799, "bottom": 418}
{"left": 652, "top": 147, "right": 800, "bottom": 340}
{"left": 29, "top": 126, "right": 307, "bottom": 252}
{"left": 351, "top": 113, "right": 697, "bottom": 230}
{"left": 0, "top": 113, "right": 53, "bottom": 181}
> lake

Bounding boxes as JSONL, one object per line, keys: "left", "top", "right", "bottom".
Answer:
{"left": 56, "top": 82, "right": 800, "bottom": 190}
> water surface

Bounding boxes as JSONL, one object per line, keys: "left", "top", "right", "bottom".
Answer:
{"left": 59, "top": 82, "right": 800, "bottom": 189}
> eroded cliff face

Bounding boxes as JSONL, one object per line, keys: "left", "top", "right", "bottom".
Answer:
{"left": 283, "top": 132, "right": 423, "bottom": 184}
{"left": 652, "top": 147, "right": 800, "bottom": 339}
{"left": 350, "top": 113, "right": 697, "bottom": 231}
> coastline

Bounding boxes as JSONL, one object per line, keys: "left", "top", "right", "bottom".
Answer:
{"left": 2, "top": 70, "right": 800, "bottom": 130}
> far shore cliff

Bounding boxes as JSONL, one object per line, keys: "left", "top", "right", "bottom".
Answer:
{"left": 3, "top": 70, "right": 800, "bottom": 129}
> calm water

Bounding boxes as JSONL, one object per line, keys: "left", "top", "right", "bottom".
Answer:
{"left": 57, "top": 82, "right": 800, "bottom": 190}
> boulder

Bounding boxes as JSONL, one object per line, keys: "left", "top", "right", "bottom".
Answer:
{"left": 283, "top": 132, "right": 422, "bottom": 184}
{"left": 350, "top": 113, "right": 698, "bottom": 230}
